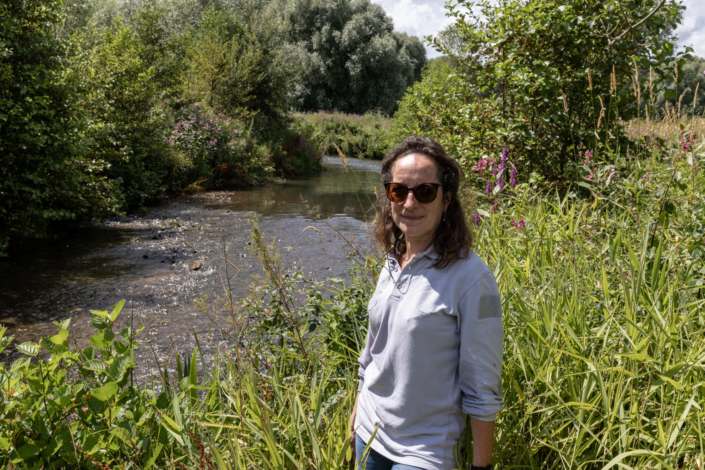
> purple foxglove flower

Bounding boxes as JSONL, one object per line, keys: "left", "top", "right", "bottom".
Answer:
{"left": 510, "top": 167, "right": 517, "bottom": 189}
{"left": 486, "top": 182, "right": 491, "bottom": 195}
{"left": 474, "top": 212, "right": 480, "bottom": 227}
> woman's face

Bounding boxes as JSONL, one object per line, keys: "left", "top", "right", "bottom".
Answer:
{"left": 389, "top": 153, "right": 449, "bottom": 246}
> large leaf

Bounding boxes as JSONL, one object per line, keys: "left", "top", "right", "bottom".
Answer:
{"left": 17, "top": 341, "right": 39, "bottom": 357}
{"left": 89, "top": 330, "right": 115, "bottom": 350}
{"left": 109, "top": 300, "right": 126, "bottom": 322}
{"left": 49, "top": 328, "right": 68, "bottom": 345}
{"left": 91, "top": 313, "right": 109, "bottom": 330}
{"left": 91, "top": 382, "right": 118, "bottom": 401}
{"left": 108, "top": 355, "right": 132, "bottom": 383}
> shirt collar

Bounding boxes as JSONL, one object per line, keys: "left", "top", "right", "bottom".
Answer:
{"left": 386, "top": 244, "right": 439, "bottom": 264}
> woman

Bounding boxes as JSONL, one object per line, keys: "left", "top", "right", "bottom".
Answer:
{"left": 351, "top": 136, "right": 504, "bottom": 470}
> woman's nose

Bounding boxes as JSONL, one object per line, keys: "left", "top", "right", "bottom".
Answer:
{"left": 403, "top": 191, "right": 418, "bottom": 208}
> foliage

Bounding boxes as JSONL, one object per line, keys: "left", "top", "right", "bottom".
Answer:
{"left": 395, "top": 0, "right": 686, "bottom": 179}
{"left": 0, "top": 0, "right": 120, "bottom": 256}
{"left": 654, "top": 55, "right": 705, "bottom": 118}
{"left": 287, "top": 0, "right": 426, "bottom": 115}
{"left": 294, "top": 111, "right": 393, "bottom": 159}
{"left": 183, "top": 5, "right": 297, "bottom": 118}
{"left": 66, "top": 19, "right": 179, "bottom": 210}
{"left": 469, "top": 124, "right": 705, "bottom": 470}
{"left": 161, "top": 101, "right": 276, "bottom": 191}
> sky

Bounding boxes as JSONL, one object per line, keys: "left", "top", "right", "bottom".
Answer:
{"left": 373, "top": 0, "right": 705, "bottom": 59}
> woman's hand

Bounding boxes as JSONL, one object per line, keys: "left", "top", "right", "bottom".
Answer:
{"left": 350, "top": 391, "right": 360, "bottom": 464}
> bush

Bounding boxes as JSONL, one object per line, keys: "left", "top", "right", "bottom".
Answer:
{"left": 0, "top": 0, "right": 121, "bottom": 256}
{"left": 66, "top": 19, "right": 180, "bottom": 210}
{"left": 294, "top": 111, "right": 393, "bottom": 159}
{"left": 161, "top": 101, "right": 275, "bottom": 191}
{"left": 394, "top": 0, "right": 686, "bottom": 179}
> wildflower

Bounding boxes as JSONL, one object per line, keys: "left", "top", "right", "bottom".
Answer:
{"left": 474, "top": 212, "right": 480, "bottom": 226}
{"left": 586, "top": 175, "right": 592, "bottom": 181}
{"left": 510, "top": 167, "right": 517, "bottom": 189}
{"left": 486, "top": 182, "right": 492, "bottom": 195}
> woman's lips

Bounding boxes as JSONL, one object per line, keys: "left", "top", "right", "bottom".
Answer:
{"left": 401, "top": 214, "right": 423, "bottom": 221}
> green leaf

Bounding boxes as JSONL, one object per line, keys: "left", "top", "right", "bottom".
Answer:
{"left": 91, "top": 314, "right": 109, "bottom": 330}
{"left": 189, "top": 346, "right": 198, "bottom": 405}
{"left": 17, "top": 341, "right": 40, "bottom": 357}
{"left": 83, "top": 359, "right": 107, "bottom": 372}
{"left": 109, "top": 355, "right": 132, "bottom": 383}
{"left": 109, "top": 300, "right": 125, "bottom": 322}
{"left": 89, "top": 330, "right": 115, "bottom": 350}
{"left": 11, "top": 357, "right": 30, "bottom": 371}
{"left": 16, "top": 443, "right": 41, "bottom": 460}
{"left": 49, "top": 328, "right": 68, "bottom": 345}
{"left": 91, "top": 382, "right": 118, "bottom": 401}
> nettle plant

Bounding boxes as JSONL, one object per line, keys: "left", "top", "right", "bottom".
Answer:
{"left": 0, "top": 301, "right": 193, "bottom": 468}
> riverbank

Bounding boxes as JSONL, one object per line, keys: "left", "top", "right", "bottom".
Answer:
{"left": 0, "top": 156, "right": 381, "bottom": 379}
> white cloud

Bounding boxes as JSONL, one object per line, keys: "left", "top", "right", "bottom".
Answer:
{"left": 676, "top": 0, "right": 705, "bottom": 57}
{"left": 375, "top": 0, "right": 705, "bottom": 59}
{"left": 372, "top": 0, "right": 455, "bottom": 58}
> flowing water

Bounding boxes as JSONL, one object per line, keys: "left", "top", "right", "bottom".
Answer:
{"left": 0, "top": 156, "right": 381, "bottom": 379}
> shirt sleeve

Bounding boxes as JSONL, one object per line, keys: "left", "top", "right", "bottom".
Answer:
{"left": 457, "top": 271, "right": 504, "bottom": 421}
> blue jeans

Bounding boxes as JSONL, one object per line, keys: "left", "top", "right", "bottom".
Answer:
{"left": 355, "top": 435, "right": 424, "bottom": 470}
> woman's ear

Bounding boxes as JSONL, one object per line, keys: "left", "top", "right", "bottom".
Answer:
{"left": 444, "top": 193, "right": 452, "bottom": 212}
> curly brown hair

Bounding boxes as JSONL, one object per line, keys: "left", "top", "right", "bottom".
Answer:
{"left": 374, "top": 136, "right": 473, "bottom": 269}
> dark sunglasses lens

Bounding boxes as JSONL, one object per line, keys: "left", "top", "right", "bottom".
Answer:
{"left": 387, "top": 184, "right": 409, "bottom": 203}
{"left": 413, "top": 184, "right": 438, "bottom": 203}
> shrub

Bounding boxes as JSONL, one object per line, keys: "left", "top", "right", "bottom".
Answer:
{"left": 295, "top": 111, "right": 393, "bottom": 159}
{"left": 395, "top": 0, "right": 686, "bottom": 179}
{"left": 0, "top": 0, "right": 121, "bottom": 256}
{"left": 67, "top": 19, "right": 179, "bottom": 209}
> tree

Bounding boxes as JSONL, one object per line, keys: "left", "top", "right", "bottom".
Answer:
{"left": 395, "top": 0, "right": 684, "bottom": 177}
{"left": 287, "top": 0, "right": 426, "bottom": 115}
{"left": 67, "top": 19, "right": 177, "bottom": 209}
{"left": 0, "top": 0, "right": 118, "bottom": 255}
{"left": 654, "top": 55, "right": 705, "bottom": 117}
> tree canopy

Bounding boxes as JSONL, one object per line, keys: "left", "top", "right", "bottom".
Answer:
{"left": 287, "top": 0, "right": 426, "bottom": 115}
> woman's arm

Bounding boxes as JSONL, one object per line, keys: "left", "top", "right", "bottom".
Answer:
{"left": 470, "top": 418, "right": 495, "bottom": 466}
{"left": 351, "top": 391, "right": 361, "bottom": 461}
{"left": 457, "top": 271, "right": 504, "bottom": 465}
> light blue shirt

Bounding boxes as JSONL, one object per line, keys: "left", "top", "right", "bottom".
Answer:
{"left": 355, "top": 246, "right": 504, "bottom": 470}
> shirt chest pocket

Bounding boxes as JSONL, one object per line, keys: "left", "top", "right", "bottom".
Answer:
{"left": 405, "top": 281, "right": 452, "bottom": 318}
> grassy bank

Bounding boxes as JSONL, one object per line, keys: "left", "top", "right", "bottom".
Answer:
{"left": 1, "top": 120, "right": 704, "bottom": 469}
{"left": 293, "top": 111, "right": 393, "bottom": 160}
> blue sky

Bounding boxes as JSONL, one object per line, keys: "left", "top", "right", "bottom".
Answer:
{"left": 373, "top": 0, "right": 705, "bottom": 59}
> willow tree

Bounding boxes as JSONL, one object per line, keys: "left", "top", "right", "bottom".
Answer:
{"left": 287, "top": 0, "right": 426, "bottom": 115}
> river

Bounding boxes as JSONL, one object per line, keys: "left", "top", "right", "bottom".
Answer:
{"left": 0, "top": 156, "right": 381, "bottom": 379}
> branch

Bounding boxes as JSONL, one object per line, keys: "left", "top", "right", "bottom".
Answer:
{"left": 608, "top": 0, "right": 667, "bottom": 46}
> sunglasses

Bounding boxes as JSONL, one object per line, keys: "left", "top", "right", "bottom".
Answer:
{"left": 384, "top": 182, "right": 442, "bottom": 204}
